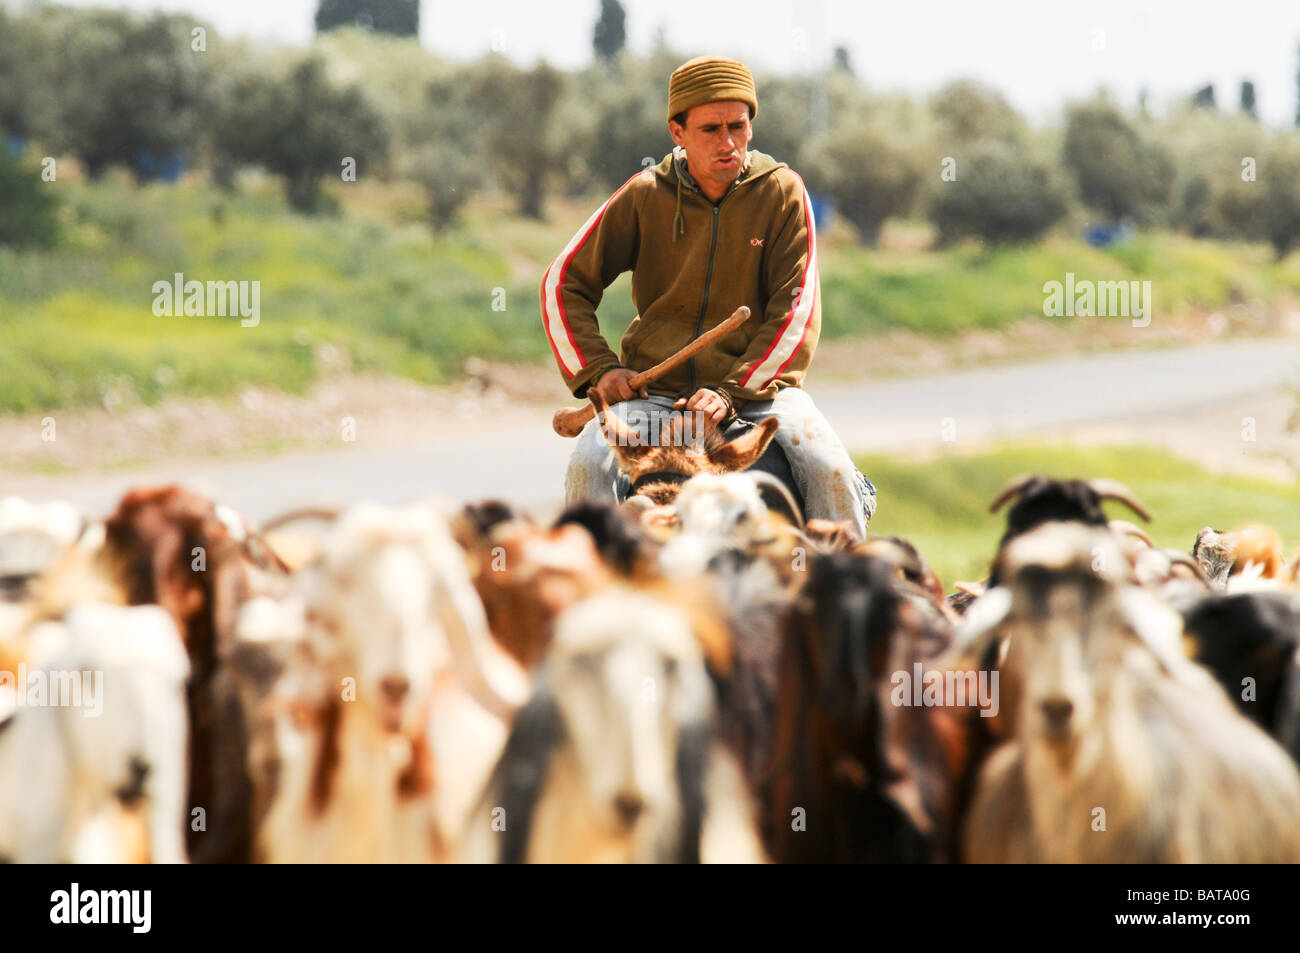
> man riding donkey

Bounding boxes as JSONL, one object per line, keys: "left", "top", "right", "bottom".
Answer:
{"left": 541, "top": 54, "right": 876, "bottom": 537}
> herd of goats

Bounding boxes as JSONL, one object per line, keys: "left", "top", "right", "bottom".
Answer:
{"left": 3, "top": 409, "right": 1300, "bottom": 863}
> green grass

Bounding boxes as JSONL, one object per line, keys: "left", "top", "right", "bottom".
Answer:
{"left": 854, "top": 442, "right": 1300, "bottom": 586}
{"left": 819, "top": 229, "right": 1300, "bottom": 338}
{"left": 2, "top": 175, "right": 1299, "bottom": 415}
{"left": 0, "top": 177, "right": 554, "bottom": 412}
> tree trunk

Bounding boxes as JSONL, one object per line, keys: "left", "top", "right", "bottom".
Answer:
{"left": 287, "top": 170, "right": 320, "bottom": 213}
{"left": 519, "top": 165, "right": 545, "bottom": 220}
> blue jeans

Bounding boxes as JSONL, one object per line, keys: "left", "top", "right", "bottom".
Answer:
{"left": 565, "top": 388, "right": 876, "bottom": 538}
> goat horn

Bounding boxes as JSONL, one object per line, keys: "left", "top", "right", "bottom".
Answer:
{"left": 1163, "top": 550, "right": 1212, "bottom": 587}
{"left": 988, "top": 474, "right": 1037, "bottom": 514}
{"left": 1088, "top": 478, "right": 1152, "bottom": 522}
{"left": 436, "top": 571, "right": 528, "bottom": 721}
{"left": 1110, "top": 519, "right": 1154, "bottom": 548}
{"left": 746, "top": 471, "right": 805, "bottom": 530}
{"left": 258, "top": 506, "right": 342, "bottom": 534}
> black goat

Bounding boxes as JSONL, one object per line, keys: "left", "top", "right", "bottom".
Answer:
{"left": 1181, "top": 590, "right": 1300, "bottom": 764}
{"left": 764, "top": 553, "right": 965, "bottom": 863}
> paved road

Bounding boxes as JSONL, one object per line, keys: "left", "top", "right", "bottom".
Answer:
{"left": 5, "top": 338, "right": 1298, "bottom": 521}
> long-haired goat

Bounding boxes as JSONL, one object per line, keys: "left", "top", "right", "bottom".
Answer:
{"left": 658, "top": 472, "right": 806, "bottom": 585}
{"left": 1181, "top": 589, "right": 1300, "bottom": 764}
{"left": 953, "top": 523, "right": 1300, "bottom": 863}
{"left": 257, "top": 500, "right": 526, "bottom": 863}
{"left": 463, "top": 589, "right": 765, "bottom": 863}
{"left": 0, "top": 603, "right": 189, "bottom": 863}
{"left": 98, "top": 485, "right": 289, "bottom": 863}
{"left": 764, "top": 553, "right": 970, "bottom": 863}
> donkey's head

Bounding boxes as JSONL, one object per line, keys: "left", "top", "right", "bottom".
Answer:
{"left": 591, "top": 395, "right": 780, "bottom": 506}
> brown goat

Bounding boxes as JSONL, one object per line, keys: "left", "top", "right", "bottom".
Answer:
{"left": 100, "top": 485, "right": 289, "bottom": 863}
{"left": 453, "top": 505, "right": 616, "bottom": 670}
{"left": 1193, "top": 523, "right": 1291, "bottom": 589}
{"left": 763, "top": 552, "right": 976, "bottom": 863}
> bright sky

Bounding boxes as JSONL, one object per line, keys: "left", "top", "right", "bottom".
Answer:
{"left": 25, "top": 0, "right": 1300, "bottom": 126}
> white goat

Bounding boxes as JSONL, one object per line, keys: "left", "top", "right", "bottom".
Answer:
{"left": 256, "top": 500, "right": 526, "bottom": 863}
{"left": 0, "top": 603, "right": 190, "bottom": 863}
{"left": 462, "top": 589, "right": 765, "bottom": 863}
{"left": 0, "top": 496, "right": 91, "bottom": 602}
{"left": 953, "top": 524, "right": 1300, "bottom": 863}
{"left": 659, "top": 472, "right": 804, "bottom": 583}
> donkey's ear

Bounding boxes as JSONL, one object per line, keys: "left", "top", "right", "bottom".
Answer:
{"left": 705, "top": 417, "right": 779, "bottom": 473}
{"left": 598, "top": 402, "right": 636, "bottom": 446}
{"left": 600, "top": 405, "right": 657, "bottom": 473}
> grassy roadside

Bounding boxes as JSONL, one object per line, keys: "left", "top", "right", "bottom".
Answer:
{"left": 3, "top": 175, "right": 1300, "bottom": 415}
{"left": 854, "top": 442, "right": 1300, "bottom": 586}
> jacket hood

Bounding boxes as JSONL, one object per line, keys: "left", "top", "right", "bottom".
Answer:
{"left": 653, "top": 146, "right": 785, "bottom": 191}
{"left": 655, "top": 147, "right": 786, "bottom": 242}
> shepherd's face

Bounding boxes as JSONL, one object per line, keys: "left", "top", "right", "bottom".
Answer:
{"left": 669, "top": 100, "right": 753, "bottom": 196}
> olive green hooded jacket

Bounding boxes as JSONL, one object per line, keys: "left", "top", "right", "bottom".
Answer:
{"left": 540, "top": 147, "right": 821, "bottom": 407}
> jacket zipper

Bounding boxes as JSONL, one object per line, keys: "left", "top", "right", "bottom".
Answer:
{"left": 689, "top": 202, "right": 723, "bottom": 395}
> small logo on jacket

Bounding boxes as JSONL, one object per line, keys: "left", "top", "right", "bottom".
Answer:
{"left": 750, "top": 238, "right": 764, "bottom": 247}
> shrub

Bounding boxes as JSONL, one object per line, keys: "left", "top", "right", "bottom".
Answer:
{"left": 929, "top": 140, "right": 1066, "bottom": 245}
{"left": 0, "top": 149, "right": 58, "bottom": 248}
{"left": 802, "top": 123, "right": 923, "bottom": 245}
{"left": 1063, "top": 100, "right": 1172, "bottom": 222}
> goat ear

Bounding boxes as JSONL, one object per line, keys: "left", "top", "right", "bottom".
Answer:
{"left": 672, "top": 719, "right": 710, "bottom": 864}
{"left": 748, "top": 470, "right": 805, "bottom": 529}
{"left": 494, "top": 688, "right": 565, "bottom": 864}
{"left": 935, "top": 586, "right": 1012, "bottom": 669}
{"left": 705, "top": 417, "right": 779, "bottom": 473}
{"left": 1116, "top": 587, "right": 1194, "bottom": 676}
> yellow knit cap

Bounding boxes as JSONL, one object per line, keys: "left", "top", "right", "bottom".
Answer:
{"left": 667, "top": 55, "right": 758, "bottom": 123}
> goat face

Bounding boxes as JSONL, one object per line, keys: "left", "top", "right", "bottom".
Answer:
{"left": 1193, "top": 524, "right": 1287, "bottom": 590}
{"left": 547, "top": 592, "right": 713, "bottom": 839}
{"left": 305, "top": 506, "right": 453, "bottom": 735}
{"left": 659, "top": 474, "right": 769, "bottom": 574}
{"left": 674, "top": 474, "right": 768, "bottom": 539}
{"left": 461, "top": 519, "right": 613, "bottom": 670}
{"left": 1003, "top": 567, "right": 1105, "bottom": 751}
{"left": 993, "top": 526, "right": 1170, "bottom": 754}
